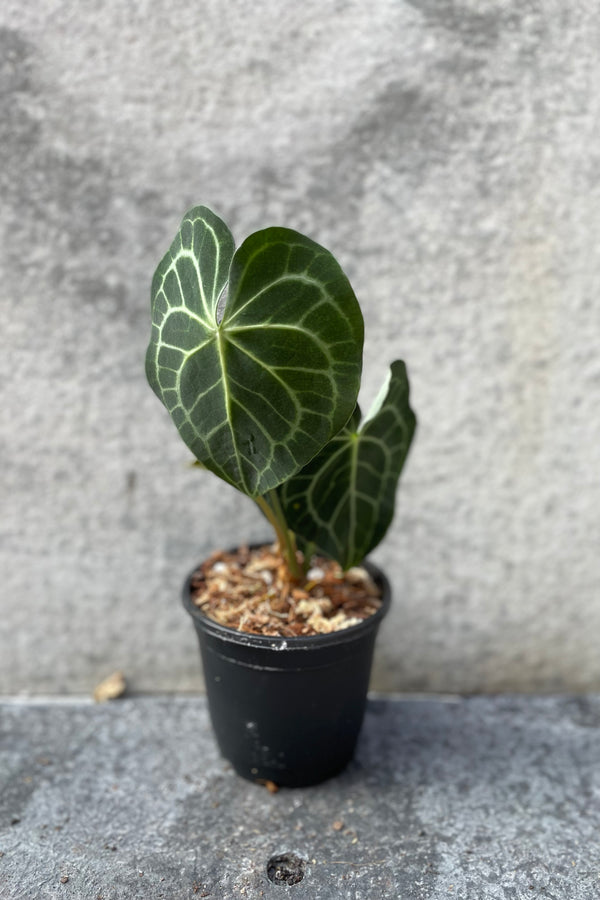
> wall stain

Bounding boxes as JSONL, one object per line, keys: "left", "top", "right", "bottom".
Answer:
{"left": 305, "top": 80, "right": 442, "bottom": 244}
{"left": 0, "top": 25, "right": 160, "bottom": 335}
{"left": 403, "top": 0, "right": 516, "bottom": 49}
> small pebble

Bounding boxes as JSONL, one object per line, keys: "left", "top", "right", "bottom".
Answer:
{"left": 345, "top": 567, "right": 368, "bottom": 584}
{"left": 93, "top": 671, "right": 126, "bottom": 703}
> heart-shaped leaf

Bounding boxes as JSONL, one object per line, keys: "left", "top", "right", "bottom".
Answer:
{"left": 278, "top": 360, "right": 416, "bottom": 568}
{"left": 145, "top": 207, "right": 364, "bottom": 496}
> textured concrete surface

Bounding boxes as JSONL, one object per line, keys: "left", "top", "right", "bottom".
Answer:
{"left": 2, "top": 1, "right": 600, "bottom": 694}
{"left": 1, "top": 695, "right": 599, "bottom": 899}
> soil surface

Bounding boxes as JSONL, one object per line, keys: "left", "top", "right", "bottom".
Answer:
{"left": 190, "top": 544, "right": 382, "bottom": 637}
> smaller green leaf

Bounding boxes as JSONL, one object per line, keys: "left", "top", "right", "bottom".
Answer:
{"left": 279, "top": 360, "right": 416, "bottom": 569}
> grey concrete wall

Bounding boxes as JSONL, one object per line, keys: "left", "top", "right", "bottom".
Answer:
{"left": 2, "top": 1, "right": 599, "bottom": 695}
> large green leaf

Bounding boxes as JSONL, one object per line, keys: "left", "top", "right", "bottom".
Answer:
{"left": 278, "top": 360, "right": 416, "bottom": 568}
{"left": 145, "top": 206, "right": 364, "bottom": 496}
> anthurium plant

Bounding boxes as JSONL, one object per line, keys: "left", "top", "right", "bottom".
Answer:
{"left": 146, "top": 206, "right": 416, "bottom": 578}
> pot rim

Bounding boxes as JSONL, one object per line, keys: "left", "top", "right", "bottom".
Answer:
{"left": 182, "top": 546, "right": 391, "bottom": 651}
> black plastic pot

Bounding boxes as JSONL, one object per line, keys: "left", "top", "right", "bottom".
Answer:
{"left": 182, "top": 553, "right": 390, "bottom": 788}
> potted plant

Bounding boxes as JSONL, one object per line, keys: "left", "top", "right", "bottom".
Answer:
{"left": 145, "top": 206, "right": 416, "bottom": 787}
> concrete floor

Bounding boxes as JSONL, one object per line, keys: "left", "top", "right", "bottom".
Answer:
{"left": 1, "top": 694, "right": 599, "bottom": 899}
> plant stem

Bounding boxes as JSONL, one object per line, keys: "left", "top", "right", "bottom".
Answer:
{"left": 303, "top": 541, "right": 316, "bottom": 575}
{"left": 255, "top": 491, "right": 302, "bottom": 580}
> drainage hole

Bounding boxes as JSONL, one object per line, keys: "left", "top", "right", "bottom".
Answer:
{"left": 267, "top": 852, "right": 306, "bottom": 886}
